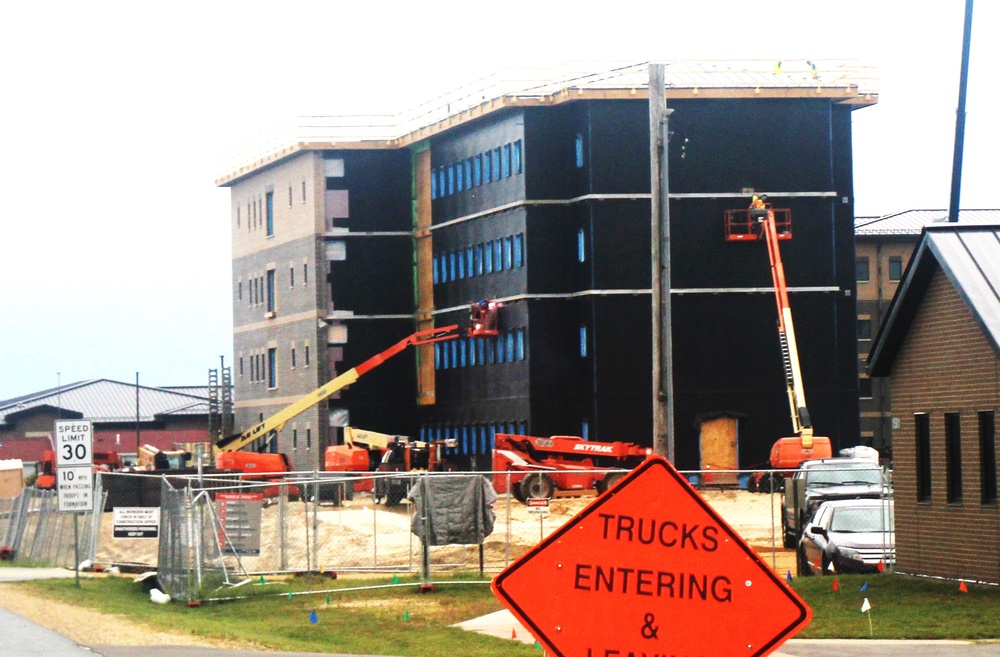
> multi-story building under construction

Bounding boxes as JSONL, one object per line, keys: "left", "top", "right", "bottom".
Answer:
{"left": 217, "top": 60, "right": 876, "bottom": 472}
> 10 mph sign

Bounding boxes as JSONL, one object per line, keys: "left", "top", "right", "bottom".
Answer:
{"left": 55, "top": 420, "right": 94, "bottom": 512}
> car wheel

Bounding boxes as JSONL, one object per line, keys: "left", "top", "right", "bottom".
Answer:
{"left": 797, "top": 548, "right": 813, "bottom": 577}
{"left": 781, "top": 515, "right": 796, "bottom": 549}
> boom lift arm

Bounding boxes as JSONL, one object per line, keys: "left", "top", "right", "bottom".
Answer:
{"left": 759, "top": 210, "right": 813, "bottom": 447}
{"left": 215, "top": 325, "right": 458, "bottom": 455}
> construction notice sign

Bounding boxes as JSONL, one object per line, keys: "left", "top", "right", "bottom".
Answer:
{"left": 216, "top": 492, "right": 263, "bottom": 556}
{"left": 492, "top": 456, "right": 811, "bottom": 657}
{"left": 113, "top": 507, "right": 160, "bottom": 539}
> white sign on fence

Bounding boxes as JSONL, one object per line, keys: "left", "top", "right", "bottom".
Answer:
{"left": 55, "top": 420, "right": 93, "bottom": 512}
{"left": 113, "top": 507, "right": 160, "bottom": 539}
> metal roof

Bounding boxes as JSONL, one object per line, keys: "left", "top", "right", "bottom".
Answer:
{"left": 0, "top": 379, "right": 211, "bottom": 426}
{"left": 855, "top": 209, "right": 1000, "bottom": 236}
{"left": 868, "top": 223, "right": 1000, "bottom": 375}
{"left": 217, "top": 58, "right": 878, "bottom": 186}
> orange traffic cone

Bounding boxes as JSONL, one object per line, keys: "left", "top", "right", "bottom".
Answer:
{"left": 959, "top": 580, "right": 968, "bottom": 593}
{"left": 512, "top": 628, "right": 518, "bottom": 639}
{"left": 877, "top": 560, "right": 885, "bottom": 573}
{"left": 832, "top": 577, "right": 839, "bottom": 592}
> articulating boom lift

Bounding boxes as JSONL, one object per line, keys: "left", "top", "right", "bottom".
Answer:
{"left": 724, "top": 204, "right": 831, "bottom": 490}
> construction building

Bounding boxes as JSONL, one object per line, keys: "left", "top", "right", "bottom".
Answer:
{"left": 217, "top": 60, "right": 877, "bottom": 472}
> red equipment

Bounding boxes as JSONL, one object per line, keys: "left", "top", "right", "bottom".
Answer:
{"left": 726, "top": 203, "right": 833, "bottom": 492}
{"left": 469, "top": 300, "right": 503, "bottom": 338}
{"left": 35, "top": 449, "right": 122, "bottom": 490}
{"left": 492, "top": 433, "right": 651, "bottom": 502}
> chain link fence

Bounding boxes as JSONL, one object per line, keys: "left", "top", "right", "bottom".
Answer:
{"left": 1, "top": 464, "right": 894, "bottom": 602}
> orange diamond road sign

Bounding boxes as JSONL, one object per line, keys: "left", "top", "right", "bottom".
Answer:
{"left": 492, "top": 456, "right": 811, "bottom": 657}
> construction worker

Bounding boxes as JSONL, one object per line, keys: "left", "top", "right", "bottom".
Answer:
{"left": 749, "top": 194, "right": 768, "bottom": 211}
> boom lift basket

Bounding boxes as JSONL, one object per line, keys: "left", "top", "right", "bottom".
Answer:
{"left": 469, "top": 300, "right": 503, "bottom": 338}
{"left": 724, "top": 206, "right": 792, "bottom": 241}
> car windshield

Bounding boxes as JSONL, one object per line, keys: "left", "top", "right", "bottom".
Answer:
{"left": 829, "top": 506, "right": 894, "bottom": 533}
{"left": 806, "top": 466, "right": 881, "bottom": 486}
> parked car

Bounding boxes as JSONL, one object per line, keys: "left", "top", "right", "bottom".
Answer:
{"left": 798, "top": 498, "right": 894, "bottom": 575}
{"left": 781, "top": 457, "right": 887, "bottom": 548}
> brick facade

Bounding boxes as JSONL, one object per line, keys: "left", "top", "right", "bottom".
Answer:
{"left": 888, "top": 268, "right": 1000, "bottom": 583}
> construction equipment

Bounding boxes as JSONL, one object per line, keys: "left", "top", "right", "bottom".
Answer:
{"left": 325, "top": 426, "right": 457, "bottom": 506}
{"left": 468, "top": 300, "right": 503, "bottom": 338}
{"left": 725, "top": 203, "right": 832, "bottom": 493}
{"left": 35, "top": 449, "right": 122, "bottom": 490}
{"left": 492, "top": 433, "right": 651, "bottom": 502}
{"left": 214, "top": 325, "right": 458, "bottom": 457}
{"left": 213, "top": 326, "right": 459, "bottom": 499}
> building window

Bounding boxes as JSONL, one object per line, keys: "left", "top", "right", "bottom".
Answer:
{"left": 492, "top": 148, "right": 501, "bottom": 180}
{"left": 513, "top": 234, "right": 524, "bottom": 267}
{"left": 291, "top": 347, "right": 296, "bottom": 368}
{"left": 306, "top": 428, "right": 312, "bottom": 450}
{"left": 266, "top": 269, "right": 275, "bottom": 313}
{"left": 236, "top": 206, "right": 240, "bottom": 227}
{"left": 288, "top": 186, "right": 292, "bottom": 207}
{"left": 473, "top": 155, "right": 482, "bottom": 186}
{"left": 290, "top": 266, "right": 295, "bottom": 287}
{"left": 430, "top": 169, "right": 438, "bottom": 200}
{"left": 516, "top": 328, "right": 525, "bottom": 360}
{"left": 268, "top": 348, "right": 277, "bottom": 388}
{"left": 856, "top": 257, "right": 870, "bottom": 282}
{"left": 578, "top": 228, "right": 586, "bottom": 262}
{"left": 459, "top": 339, "right": 467, "bottom": 367}
{"left": 857, "top": 318, "right": 872, "bottom": 340}
{"left": 979, "top": 411, "right": 997, "bottom": 505}
{"left": 457, "top": 249, "right": 465, "bottom": 279}
{"left": 456, "top": 162, "right": 464, "bottom": 193}
{"left": 513, "top": 140, "right": 522, "bottom": 174}
{"left": 293, "top": 428, "right": 298, "bottom": 449}
{"left": 494, "top": 241, "right": 503, "bottom": 271}
{"left": 580, "top": 325, "right": 588, "bottom": 357}
{"left": 265, "top": 191, "right": 274, "bottom": 236}
{"left": 575, "top": 134, "right": 585, "bottom": 168}
{"left": 239, "top": 356, "right": 244, "bottom": 377}
{"left": 859, "top": 377, "right": 873, "bottom": 399}
{"left": 484, "top": 243, "right": 493, "bottom": 274}
{"left": 482, "top": 151, "right": 492, "bottom": 182}
{"left": 945, "top": 412, "right": 962, "bottom": 504}
{"left": 582, "top": 419, "right": 589, "bottom": 441}
{"left": 238, "top": 281, "right": 242, "bottom": 301}
{"left": 504, "top": 237, "right": 513, "bottom": 269}
{"left": 302, "top": 181, "right": 306, "bottom": 203}
{"left": 915, "top": 413, "right": 931, "bottom": 502}
{"left": 447, "top": 165, "right": 455, "bottom": 195}
{"left": 464, "top": 159, "right": 472, "bottom": 190}
{"left": 305, "top": 345, "right": 310, "bottom": 366}
{"left": 475, "top": 245, "right": 484, "bottom": 276}
{"left": 888, "top": 256, "right": 903, "bottom": 282}
{"left": 304, "top": 263, "right": 309, "bottom": 285}
{"left": 502, "top": 144, "right": 511, "bottom": 177}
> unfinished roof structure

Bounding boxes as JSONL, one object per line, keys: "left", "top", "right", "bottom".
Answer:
{"left": 217, "top": 59, "right": 878, "bottom": 187}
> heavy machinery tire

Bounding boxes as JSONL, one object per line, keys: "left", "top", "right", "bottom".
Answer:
{"left": 519, "top": 473, "right": 555, "bottom": 501}
{"left": 596, "top": 472, "right": 625, "bottom": 495}
{"left": 758, "top": 473, "right": 783, "bottom": 494}
{"left": 511, "top": 481, "right": 527, "bottom": 504}
{"left": 385, "top": 481, "right": 407, "bottom": 507}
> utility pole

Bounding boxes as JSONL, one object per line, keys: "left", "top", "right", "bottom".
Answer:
{"left": 650, "top": 64, "right": 675, "bottom": 462}
{"left": 948, "top": 0, "right": 975, "bottom": 223}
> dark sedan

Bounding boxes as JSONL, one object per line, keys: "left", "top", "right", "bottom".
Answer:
{"left": 798, "top": 497, "right": 894, "bottom": 575}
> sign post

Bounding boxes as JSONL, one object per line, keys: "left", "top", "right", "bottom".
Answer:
{"left": 55, "top": 420, "right": 93, "bottom": 587}
{"left": 493, "top": 457, "right": 811, "bottom": 657}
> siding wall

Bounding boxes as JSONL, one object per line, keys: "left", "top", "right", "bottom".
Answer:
{"left": 889, "top": 268, "right": 1000, "bottom": 583}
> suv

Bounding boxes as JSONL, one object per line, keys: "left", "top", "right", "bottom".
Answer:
{"left": 781, "top": 457, "right": 886, "bottom": 548}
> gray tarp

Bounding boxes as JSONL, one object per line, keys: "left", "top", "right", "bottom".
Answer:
{"left": 408, "top": 475, "right": 497, "bottom": 546}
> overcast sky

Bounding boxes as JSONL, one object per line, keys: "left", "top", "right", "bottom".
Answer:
{"left": 1, "top": 1, "right": 995, "bottom": 401}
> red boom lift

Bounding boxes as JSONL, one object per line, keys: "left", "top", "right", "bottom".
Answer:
{"left": 724, "top": 203, "right": 832, "bottom": 492}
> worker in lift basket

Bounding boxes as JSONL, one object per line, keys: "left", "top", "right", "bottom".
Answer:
{"left": 749, "top": 193, "right": 768, "bottom": 211}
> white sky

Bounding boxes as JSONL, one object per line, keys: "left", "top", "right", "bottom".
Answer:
{"left": 1, "top": 1, "right": 996, "bottom": 401}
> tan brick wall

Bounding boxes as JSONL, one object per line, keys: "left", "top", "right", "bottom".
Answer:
{"left": 888, "top": 268, "right": 1000, "bottom": 583}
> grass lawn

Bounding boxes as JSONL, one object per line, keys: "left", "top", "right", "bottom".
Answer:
{"left": 8, "top": 572, "right": 999, "bottom": 653}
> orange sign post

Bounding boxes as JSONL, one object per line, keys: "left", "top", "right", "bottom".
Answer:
{"left": 492, "top": 456, "right": 811, "bottom": 657}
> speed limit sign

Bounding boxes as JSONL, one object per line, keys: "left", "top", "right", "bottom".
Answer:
{"left": 55, "top": 420, "right": 94, "bottom": 512}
